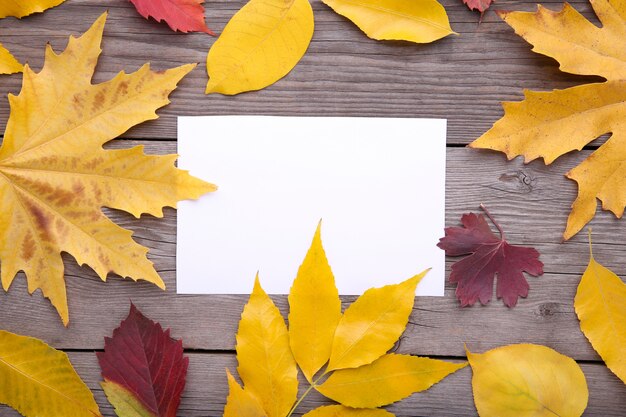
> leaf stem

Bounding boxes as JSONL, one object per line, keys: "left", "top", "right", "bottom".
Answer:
{"left": 286, "top": 374, "right": 325, "bottom": 417}
{"left": 480, "top": 203, "right": 505, "bottom": 239}
{"left": 587, "top": 227, "right": 593, "bottom": 258}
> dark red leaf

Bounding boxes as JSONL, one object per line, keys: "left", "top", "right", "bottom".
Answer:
{"left": 437, "top": 206, "right": 543, "bottom": 307}
{"left": 129, "top": 0, "right": 215, "bottom": 35}
{"left": 97, "top": 304, "right": 189, "bottom": 417}
{"left": 462, "top": 0, "right": 494, "bottom": 14}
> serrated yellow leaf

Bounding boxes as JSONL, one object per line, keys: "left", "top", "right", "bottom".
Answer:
{"left": 0, "top": 330, "right": 101, "bottom": 417}
{"left": 205, "top": 0, "right": 314, "bottom": 95}
{"left": 0, "top": 13, "right": 216, "bottom": 325}
{"left": 288, "top": 222, "right": 342, "bottom": 382}
{"left": 101, "top": 381, "right": 155, "bottom": 417}
{"left": 303, "top": 405, "right": 395, "bottom": 417}
{"left": 0, "top": 43, "right": 22, "bottom": 74}
{"left": 470, "top": 0, "right": 626, "bottom": 240}
{"left": 223, "top": 369, "right": 267, "bottom": 417}
{"left": 467, "top": 344, "right": 588, "bottom": 417}
{"left": 0, "top": 0, "right": 65, "bottom": 18}
{"left": 322, "top": 0, "right": 455, "bottom": 43}
{"left": 318, "top": 353, "right": 466, "bottom": 408}
{"left": 236, "top": 276, "right": 298, "bottom": 417}
{"left": 574, "top": 233, "right": 626, "bottom": 384}
{"left": 326, "top": 270, "right": 427, "bottom": 372}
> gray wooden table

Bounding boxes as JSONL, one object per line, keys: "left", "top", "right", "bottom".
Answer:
{"left": 1, "top": 0, "right": 625, "bottom": 415}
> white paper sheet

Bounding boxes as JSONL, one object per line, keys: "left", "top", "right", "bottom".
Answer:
{"left": 176, "top": 116, "right": 446, "bottom": 296}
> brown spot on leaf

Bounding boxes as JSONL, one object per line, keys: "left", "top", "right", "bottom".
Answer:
{"left": 21, "top": 232, "right": 36, "bottom": 261}
{"left": 92, "top": 90, "right": 106, "bottom": 112}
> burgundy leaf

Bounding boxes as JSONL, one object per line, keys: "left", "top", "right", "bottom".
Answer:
{"left": 462, "top": 0, "right": 494, "bottom": 14}
{"left": 437, "top": 206, "right": 543, "bottom": 307}
{"left": 97, "top": 304, "right": 188, "bottom": 417}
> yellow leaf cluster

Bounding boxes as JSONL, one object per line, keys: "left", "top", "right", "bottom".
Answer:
{"left": 0, "top": 330, "right": 101, "bottom": 417}
{"left": 0, "top": 13, "right": 216, "bottom": 325}
{"left": 467, "top": 344, "right": 588, "bottom": 417}
{"left": 224, "top": 223, "right": 465, "bottom": 416}
{"left": 575, "top": 232, "right": 626, "bottom": 384}
{"left": 469, "top": 0, "right": 626, "bottom": 239}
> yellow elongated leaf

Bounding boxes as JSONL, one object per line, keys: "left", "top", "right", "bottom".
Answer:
{"left": 318, "top": 353, "right": 466, "bottom": 408}
{"left": 223, "top": 370, "right": 267, "bottom": 417}
{"left": 303, "top": 405, "right": 395, "bottom": 417}
{"left": 0, "top": 13, "right": 215, "bottom": 324}
{"left": 101, "top": 381, "right": 154, "bottom": 417}
{"left": 0, "top": 0, "right": 65, "bottom": 18}
{"left": 0, "top": 330, "right": 101, "bottom": 417}
{"left": 0, "top": 43, "right": 22, "bottom": 74}
{"left": 288, "top": 223, "right": 342, "bottom": 382}
{"left": 236, "top": 276, "right": 298, "bottom": 417}
{"left": 326, "top": 270, "right": 427, "bottom": 372}
{"left": 205, "top": 0, "right": 314, "bottom": 95}
{"left": 574, "top": 233, "right": 626, "bottom": 383}
{"left": 322, "top": 0, "right": 454, "bottom": 43}
{"left": 467, "top": 344, "right": 588, "bottom": 417}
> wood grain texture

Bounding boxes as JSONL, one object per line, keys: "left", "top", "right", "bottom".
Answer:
{"left": 1, "top": 0, "right": 625, "bottom": 415}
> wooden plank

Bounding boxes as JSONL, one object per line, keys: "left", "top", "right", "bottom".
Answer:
{"left": 0, "top": 0, "right": 603, "bottom": 143}
{"left": 1, "top": 144, "right": 625, "bottom": 362}
{"left": 0, "top": 352, "right": 623, "bottom": 417}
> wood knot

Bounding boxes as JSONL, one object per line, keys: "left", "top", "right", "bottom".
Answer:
{"left": 498, "top": 170, "right": 535, "bottom": 193}
{"left": 537, "top": 302, "right": 560, "bottom": 318}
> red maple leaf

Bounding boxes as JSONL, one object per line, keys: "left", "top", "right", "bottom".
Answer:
{"left": 462, "top": 0, "right": 493, "bottom": 14}
{"left": 97, "top": 304, "right": 189, "bottom": 417}
{"left": 129, "top": 0, "right": 215, "bottom": 35}
{"left": 437, "top": 205, "right": 543, "bottom": 307}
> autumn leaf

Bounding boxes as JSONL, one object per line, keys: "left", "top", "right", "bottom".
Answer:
{"left": 129, "top": 0, "right": 214, "bottom": 35}
{"left": 223, "top": 370, "right": 267, "bottom": 417}
{"left": 321, "top": 0, "right": 455, "bottom": 43}
{"left": 0, "top": 0, "right": 65, "bottom": 18}
{"left": 469, "top": 0, "right": 626, "bottom": 240}
{"left": 205, "top": 0, "right": 314, "bottom": 95}
{"left": 0, "top": 43, "right": 22, "bottom": 74}
{"left": 462, "top": 0, "right": 493, "bottom": 14}
{"left": 303, "top": 406, "right": 395, "bottom": 417}
{"left": 97, "top": 304, "right": 188, "bottom": 417}
{"left": 0, "top": 13, "right": 215, "bottom": 325}
{"left": 437, "top": 206, "right": 543, "bottom": 307}
{"left": 467, "top": 344, "right": 588, "bottom": 417}
{"left": 575, "top": 231, "right": 626, "bottom": 384}
{"left": 0, "top": 330, "right": 101, "bottom": 417}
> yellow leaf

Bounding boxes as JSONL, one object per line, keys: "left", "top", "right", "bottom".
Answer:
{"left": 0, "top": 0, "right": 65, "bottom": 18}
{"left": 326, "top": 270, "right": 428, "bottom": 372}
{"left": 0, "top": 43, "right": 22, "bottom": 74}
{"left": 0, "top": 13, "right": 216, "bottom": 324}
{"left": 101, "top": 381, "right": 154, "bottom": 417}
{"left": 236, "top": 276, "right": 298, "bottom": 417}
{"left": 0, "top": 330, "right": 101, "bottom": 417}
{"left": 288, "top": 222, "right": 342, "bottom": 382}
{"left": 322, "top": 0, "right": 455, "bottom": 43}
{"left": 303, "top": 405, "right": 395, "bottom": 417}
{"left": 574, "top": 232, "right": 626, "bottom": 383}
{"left": 205, "top": 0, "right": 314, "bottom": 95}
{"left": 469, "top": 0, "right": 626, "bottom": 240}
{"left": 223, "top": 369, "right": 267, "bottom": 417}
{"left": 467, "top": 344, "right": 588, "bottom": 417}
{"left": 318, "top": 353, "right": 466, "bottom": 408}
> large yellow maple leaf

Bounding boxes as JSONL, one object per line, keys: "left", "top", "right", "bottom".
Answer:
{"left": 470, "top": 0, "right": 626, "bottom": 240}
{"left": 0, "top": 13, "right": 216, "bottom": 325}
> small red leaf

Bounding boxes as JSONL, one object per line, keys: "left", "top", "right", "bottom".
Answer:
{"left": 462, "top": 0, "right": 494, "bottom": 14}
{"left": 437, "top": 206, "right": 543, "bottom": 307}
{"left": 97, "top": 304, "right": 189, "bottom": 417}
{"left": 129, "top": 0, "right": 215, "bottom": 35}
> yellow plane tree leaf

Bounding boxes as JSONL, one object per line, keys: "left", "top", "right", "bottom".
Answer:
{"left": 0, "top": 330, "right": 101, "bottom": 417}
{"left": 0, "top": 0, "right": 65, "bottom": 18}
{"left": 0, "top": 43, "right": 22, "bottom": 74}
{"left": 223, "top": 370, "right": 267, "bottom": 417}
{"left": 575, "top": 232, "right": 626, "bottom": 383}
{"left": 322, "top": 0, "right": 455, "bottom": 43}
{"left": 288, "top": 222, "right": 342, "bottom": 382}
{"left": 205, "top": 0, "right": 314, "bottom": 95}
{"left": 318, "top": 353, "right": 466, "bottom": 408}
{"left": 326, "top": 270, "right": 427, "bottom": 372}
{"left": 467, "top": 344, "right": 588, "bottom": 417}
{"left": 0, "top": 13, "right": 216, "bottom": 325}
{"left": 469, "top": 0, "right": 626, "bottom": 239}
{"left": 236, "top": 276, "right": 298, "bottom": 417}
{"left": 303, "top": 405, "right": 395, "bottom": 417}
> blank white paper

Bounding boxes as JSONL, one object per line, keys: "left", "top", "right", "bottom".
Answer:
{"left": 176, "top": 116, "right": 446, "bottom": 296}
